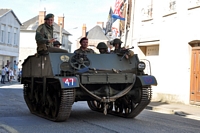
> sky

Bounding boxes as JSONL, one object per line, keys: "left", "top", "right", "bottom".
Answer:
{"left": 1, "top": 0, "right": 116, "bottom": 51}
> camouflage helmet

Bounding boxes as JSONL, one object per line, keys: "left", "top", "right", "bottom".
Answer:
{"left": 112, "top": 38, "right": 123, "bottom": 46}
{"left": 97, "top": 42, "right": 108, "bottom": 49}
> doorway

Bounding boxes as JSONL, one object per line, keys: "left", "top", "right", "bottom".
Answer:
{"left": 190, "top": 49, "right": 200, "bottom": 104}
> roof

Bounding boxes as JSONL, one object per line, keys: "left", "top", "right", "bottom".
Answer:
{"left": 20, "top": 15, "right": 71, "bottom": 35}
{"left": 68, "top": 40, "right": 72, "bottom": 44}
{"left": 0, "top": 9, "right": 22, "bottom": 25}
{"left": 86, "top": 25, "right": 109, "bottom": 40}
{"left": 0, "top": 9, "right": 10, "bottom": 16}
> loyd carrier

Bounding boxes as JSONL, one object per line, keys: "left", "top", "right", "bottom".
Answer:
{"left": 21, "top": 47, "right": 157, "bottom": 122}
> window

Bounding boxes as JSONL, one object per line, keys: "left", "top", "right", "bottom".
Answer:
{"left": 141, "top": 0, "right": 153, "bottom": 21}
{"left": 53, "top": 33, "right": 58, "bottom": 39}
{"left": 8, "top": 32, "right": 10, "bottom": 44}
{"left": 0, "top": 24, "right": 5, "bottom": 43}
{"left": 188, "top": 0, "right": 200, "bottom": 9}
{"left": 139, "top": 43, "right": 159, "bottom": 56}
{"left": 169, "top": 1, "right": 176, "bottom": 11}
{"left": 14, "top": 33, "right": 17, "bottom": 45}
{"left": 62, "top": 36, "right": 65, "bottom": 47}
{"left": 163, "top": 0, "right": 177, "bottom": 16}
{"left": 146, "top": 45, "right": 159, "bottom": 56}
{"left": 14, "top": 28, "right": 18, "bottom": 45}
{"left": 7, "top": 26, "right": 12, "bottom": 44}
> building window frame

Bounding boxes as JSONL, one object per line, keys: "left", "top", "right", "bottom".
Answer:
{"left": 141, "top": 0, "right": 153, "bottom": 22}
{"left": 13, "top": 27, "right": 18, "bottom": 46}
{"left": 188, "top": 0, "right": 200, "bottom": 10}
{"left": 0, "top": 24, "right": 6, "bottom": 43}
{"left": 163, "top": 0, "right": 177, "bottom": 17}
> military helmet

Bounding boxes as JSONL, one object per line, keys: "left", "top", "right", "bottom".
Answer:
{"left": 112, "top": 38, "right": 123, "bottom": 46}
{"left": 53, "top": 41, "right": 62, "bottom": 46}
{"left": 97, "top": 42, "right": 108, "bottom": 49}
{"left": 44, "top": 13, "right": 54, "bottom": 20}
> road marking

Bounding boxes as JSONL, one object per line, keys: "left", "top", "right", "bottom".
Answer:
{"left": 0, "top": 124, "right": 19, "bottom": 133}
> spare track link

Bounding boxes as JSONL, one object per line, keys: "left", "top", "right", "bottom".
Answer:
{"left": 109, "top": 87, "right": 152, "bottom": 118}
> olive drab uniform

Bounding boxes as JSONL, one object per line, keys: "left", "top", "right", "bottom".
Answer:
{"left": 111, "top": 48, "right": 134, "bottom": 57}
{"left": 74, "top": 48, "right": 95, "bottom": 54}
{"left": 35, "top": 23, "right": 54, "bottom": 53}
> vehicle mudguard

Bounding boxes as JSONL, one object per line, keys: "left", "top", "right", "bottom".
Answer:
{"left": 137, "top": 75, "right": 157, "bottom": 87}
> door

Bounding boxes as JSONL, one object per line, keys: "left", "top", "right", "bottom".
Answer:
{"left": 190, "top": 49, "right": 200, "bottom": 104}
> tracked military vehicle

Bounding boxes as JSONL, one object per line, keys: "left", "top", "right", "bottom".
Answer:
{"left": 21, "top": 47, "right": 157, "bottom": 122}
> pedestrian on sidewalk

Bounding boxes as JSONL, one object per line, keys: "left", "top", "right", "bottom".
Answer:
{"left": 4, "top": 65, "right": 9, "bottom": 82}
{"left": 1, "top": 67, "right": 6, "bottom": 84}
{"left": 9, "top": 68, "right": 14, "bottom": 83}
{"left": 17, "top": 69, "right": 22, "bottom": 82}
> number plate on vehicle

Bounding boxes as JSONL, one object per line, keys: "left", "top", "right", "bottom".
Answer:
{"left": 62, "top": 77, "right": 78, "bottom": 88}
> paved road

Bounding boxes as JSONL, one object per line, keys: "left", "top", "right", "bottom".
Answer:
{"left": 0, "top": 85, "right": 200, "bottom": 133}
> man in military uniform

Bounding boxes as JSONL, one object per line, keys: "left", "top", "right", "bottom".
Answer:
{"left": 111, "top": 38, "right": 134, "bottom": 59}
{"left": 96, "top": 42, "right": 109, "bottom": 54}
{"left": 74, "top": 37, "right": 95, "bottom": 54}
{"left": 53, "top": 40, "right": 62, "bottom": 48}
{"left": 35, "top": 13, "right": 56, "bottom": 55}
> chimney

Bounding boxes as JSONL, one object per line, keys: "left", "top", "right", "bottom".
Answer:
{"left": 58, "top": 15, "right": 64, "bottom": 28}
{"left": 82, "top": 24, "right": 86, "bottom": 37}
{"left": 97, "top": 22, "right": 104, "bottom": 29}
{"left": 39, "top": 11, "right": 46, "bottom": 25}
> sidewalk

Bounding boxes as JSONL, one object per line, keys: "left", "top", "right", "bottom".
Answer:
{"left": 0, "top": 76, "right": 20, "bottom": 87}
{"left": 146, "top": 101, "right": 200, "bottom": 120}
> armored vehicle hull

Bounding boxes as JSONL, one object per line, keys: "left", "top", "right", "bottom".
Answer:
{"left": 21, "top": 48, "right": 157, "bottom": 121}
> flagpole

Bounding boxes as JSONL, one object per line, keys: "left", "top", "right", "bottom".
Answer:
{"left": 130, "top": 0, "right": 136, "bottom": 49}
{"left": 124, "top": 0, "right": 129, "bottom": 47}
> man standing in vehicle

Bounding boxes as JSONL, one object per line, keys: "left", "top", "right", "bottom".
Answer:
{"left": 53, "top": 40, "right": 62, "bottom": 48}
{"left": 74, "top": 37, "right": 95, "bottom": 54}
{"left": 35, "top": 13, "right": 56, "bottom": 55}
{"left": 96, "top": 42, "right": 109, "bottom": 54}
{"left": 111, "top": 38, "right": 134, "bottom": 59}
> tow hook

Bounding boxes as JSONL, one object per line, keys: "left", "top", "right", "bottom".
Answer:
{"left": 104, "top": 103, "right": 108, "bottom": 115}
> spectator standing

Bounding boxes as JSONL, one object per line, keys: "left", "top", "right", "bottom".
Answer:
{"left": 4, "top": 65, "right": 9, "bottom": 82}
{"left": 1, "top": 67, "right": 6, "bottom": 84}
{"left": 13, "top": 61, "right": 18, "bottom": 76}
{"left": 9, "top": 68, "right": 14, "bottom": 83}
{"left": 18, "top": 69, "right": 22, "bottom": 82}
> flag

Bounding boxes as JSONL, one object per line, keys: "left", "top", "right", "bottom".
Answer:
{"left": 112, "top": 0, "right": 125, "bottom": 21}
{"left": 105, "top": 7, "right": 116, "bottom": 35}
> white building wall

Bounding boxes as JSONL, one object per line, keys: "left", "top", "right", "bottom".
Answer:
{"left": 19, "top": 31, "right": 70, "bottom": 67}
{"left": 54, "top": 32, "right": 70, "bottom": 51}
{"left": 0, "top": 11, "right": 20, "bottom": 70}
{"left": 128, "top": 0, "right": 200, "bottom": 104}
{"left": 20, "top": 32, "right": 36, "bottom": 48}
{"left": 19, "top": 32, "right": 36, "bottom": 68}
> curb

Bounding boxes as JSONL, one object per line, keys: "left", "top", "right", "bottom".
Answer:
{"left": 0, "top": 81, "right": 21, "bottom": 88}
{"left": 146, "top": 105, "right": 174, "bottom": 114}
{"left": 146, "top": 105, "right": 200, "bottom": 120}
